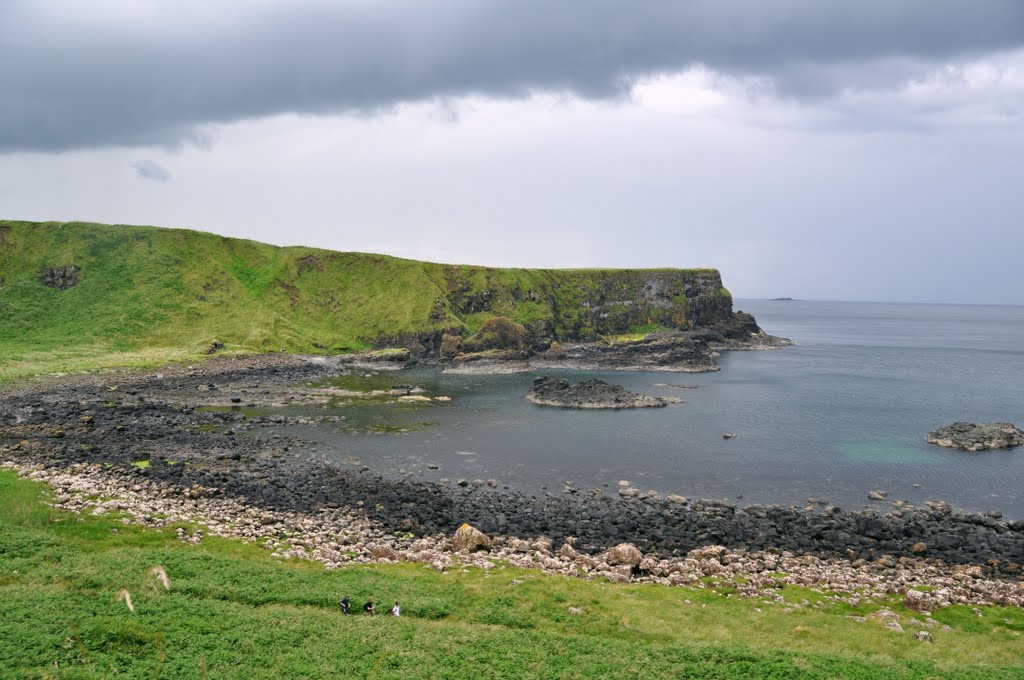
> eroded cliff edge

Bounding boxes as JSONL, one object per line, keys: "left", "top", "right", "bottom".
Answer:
{"left": 376, "top": 267, "right": 789, "bottom": 371}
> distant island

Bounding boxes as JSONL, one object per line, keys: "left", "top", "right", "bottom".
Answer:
{"left": 770, "top": 297, "right": 798, "bottom": 301}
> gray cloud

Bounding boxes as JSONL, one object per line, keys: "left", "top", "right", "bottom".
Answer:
{"left": 2, "top": 0, "right": 1022, "bottom": 152}
{"left": 132, "top": 159, "right": 171, "bottom": 182}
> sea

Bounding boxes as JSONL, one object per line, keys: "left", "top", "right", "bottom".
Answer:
{"left": 288, "top": 300, "right": 1024, "bottom": 519}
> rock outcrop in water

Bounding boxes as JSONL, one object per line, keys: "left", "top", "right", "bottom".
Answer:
{"left": 926, "top": 422, "right": 1024, "bottom": 451}
{"left": 525, "top": 376, "right": 678, "bottom": 409}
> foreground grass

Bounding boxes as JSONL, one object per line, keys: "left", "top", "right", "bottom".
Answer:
{"left": 2, "top": 471, "right": 1023, "bottom": 679}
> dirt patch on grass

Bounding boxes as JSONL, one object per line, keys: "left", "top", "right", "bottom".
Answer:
{"left": 273, "top": 279, "right": 300, "bottom": 306}
{"left": 297, "top": 254, "right": 323, "bottom": 272}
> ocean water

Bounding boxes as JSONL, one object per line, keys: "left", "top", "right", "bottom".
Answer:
{"left": 290, "top": 300, "right": 1024, "bottom": 518}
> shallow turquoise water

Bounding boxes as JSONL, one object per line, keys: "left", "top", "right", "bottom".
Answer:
{"left": 283, "top": 300, "right": 1024, "bottom": 517}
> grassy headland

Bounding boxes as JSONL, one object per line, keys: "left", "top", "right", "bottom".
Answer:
{"left": 0, "top": 220, "right": 730, "bottom": 381}
{"left": 2, "top": 470, "right": 1023, "bottom": 679}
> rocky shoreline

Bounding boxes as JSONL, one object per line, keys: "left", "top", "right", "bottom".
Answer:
{"left": 4, "top": 459, "right": 1022, "bottom": 612}
{"left": 1, "top": 354, "right": 1022, "bottom": 613}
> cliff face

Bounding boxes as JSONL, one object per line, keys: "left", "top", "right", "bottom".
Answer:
{"left": 447, "top": 269, "right": 729, "bottom": 335}
{"left": 438, "top": 267, "right": 734, "bottom": 350}
{"left": 0, "top": 220, "right": 754, "bottom": 368}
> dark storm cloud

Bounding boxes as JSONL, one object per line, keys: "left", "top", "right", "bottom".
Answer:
{"left": 2, "top": 0, "right": 1022, "bottom": 152}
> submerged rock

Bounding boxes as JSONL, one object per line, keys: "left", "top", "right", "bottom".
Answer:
{"left": 926, "top": 422, "right": 1024, "bottom": 452}
{"left": 525, "top": 376, "right": 678, "bottom": 409}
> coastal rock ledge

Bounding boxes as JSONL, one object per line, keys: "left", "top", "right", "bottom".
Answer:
{"left": 525, "top": 376, "right": 678, "bottom": 409}
{"left": 926, "top": 421, "right": 1024, "bottom": 452}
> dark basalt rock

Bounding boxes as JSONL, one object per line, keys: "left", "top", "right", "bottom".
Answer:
{"left": 40, "top": 264, "right": 81, "bottom": 290}
{"left": 547, "top": 332, "right": 720, "bottom": 371}
{"left": 926, "top": 422, "right": 1024, "bottom": 451}
{"left": 525, "top": 376, "right": 676, "bottom": 409}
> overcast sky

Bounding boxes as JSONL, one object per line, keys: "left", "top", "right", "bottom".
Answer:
{"left": 2, "top": 1, "right": 1023, "bottom": 304}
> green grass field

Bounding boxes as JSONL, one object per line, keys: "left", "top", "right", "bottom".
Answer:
{"left": 2, "top": 471, "right": 1023, "bottom": 679}
{"left": 0, "top": 220, "right": 726, "bottom": 382}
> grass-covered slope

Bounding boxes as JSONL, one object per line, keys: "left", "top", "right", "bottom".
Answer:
{"left": 3, "top": 471, "right": 1024, "bottom": 679}
{"left": 0, "top": 220, "right": 731, "bottom": 379}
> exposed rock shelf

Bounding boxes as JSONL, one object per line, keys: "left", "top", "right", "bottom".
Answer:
{"left": 926, "top": 422, "right": 1024, "bottom": 451}
{"left": 525, "top": 376, "right": 679, "bottom": 409}
{"left": 444, "top": 313, "right": 791, "bottom": 374}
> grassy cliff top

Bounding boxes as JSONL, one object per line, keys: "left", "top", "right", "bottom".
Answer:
{"left": 0, "top": 220, "right": 730, "bottom": 380}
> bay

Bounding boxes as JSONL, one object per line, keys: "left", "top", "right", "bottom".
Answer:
{"left": 291, "top": 300, "right": 1024, "bottom": 518}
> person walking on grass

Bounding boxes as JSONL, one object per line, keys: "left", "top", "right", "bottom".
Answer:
{"left": 390, "top": 601, "right": 400, "bottom": 617}
{"left": 339, "top": 596, "right": 351, "bottom": 615}
{"left": 363, "top": 598, "right": 376, "bottom": 615}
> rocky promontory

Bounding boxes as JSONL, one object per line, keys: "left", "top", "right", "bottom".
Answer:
{"left": 525, "top": 376, "right": 679, "bottom": 409}
{"left": 926, "top": 421, "right": 1024, "bottom": 451}
{"left": 2, "top": 221, "right": 791, "bottom": 378}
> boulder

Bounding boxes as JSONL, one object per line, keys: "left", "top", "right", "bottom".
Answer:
{"left": 545, "top": 340, "right": 567, "bottom": 359}
{"left": 452, "top": 523, "right": 492, "bottom": 552}
{"left": 461, "top": 317, "right": 529, "bottom": 353}
{"left": 557, "top": 543, "right": 579, "bottom": 560}
{"left": 531, "top": 537, "right": 553, "bottom": 553}
{"left": 439, "top": 333, "right": 462, "bottom": 358}
{"left": 370, "top": 544, "right": 399, "bottom": 561}
{"left": 687, "top": 545, "right": 727, "bottom": 561}
{"left": 507, "top": 538, "right": 531, "bottom": 553}
{"left": 903, "top": 589, "right": 934, "bottom": 612}
{"left": 602, "top": 542, "right": 643, "bottom": 568}
{"left": 608, "top": 564, "right": 634, "bottom": 578}
{"left": 926, "top": 422, "right": 1024, "bottom": 451}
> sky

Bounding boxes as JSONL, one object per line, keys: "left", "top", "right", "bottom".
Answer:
{"left": 2, "top": 1, "right": 1023, "bottom": 304}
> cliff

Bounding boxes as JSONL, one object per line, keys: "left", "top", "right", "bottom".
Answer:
{"left": 0, "top": 220, "right": 765, "bottom": 375}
